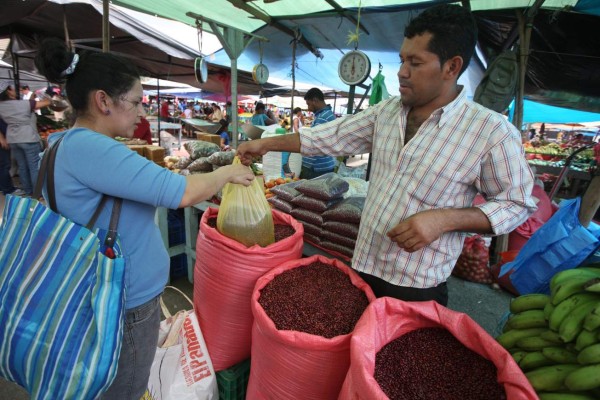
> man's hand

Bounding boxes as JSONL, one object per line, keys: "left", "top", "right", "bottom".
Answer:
{"left": 236, "top": 140, "right": 268, "bottom": 166}
{"left": 0, "top": 134, "right": 8, "bottom": 150}
{"left": 387, "top": 209, "right": 446, "bottom": 252}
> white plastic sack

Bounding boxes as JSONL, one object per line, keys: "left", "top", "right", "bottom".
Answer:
{"left": 144, "top": 310, "right": 218, "bottom": 400}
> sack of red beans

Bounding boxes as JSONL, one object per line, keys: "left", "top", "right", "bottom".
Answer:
{"left": 338, "top": 297, "right": 537, "bottom": 400}
{"left": 247, "top": 255, "right": 376, "bottom": 400}
{"left": 451, "top": 234, "right": 493, "bottom": 284}
{"left": 194, "top": 207, "right": 304, "bottom": 371}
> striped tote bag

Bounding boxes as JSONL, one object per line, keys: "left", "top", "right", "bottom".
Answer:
{"left": 0, "top": 138, "right": 126, "bottom": 399}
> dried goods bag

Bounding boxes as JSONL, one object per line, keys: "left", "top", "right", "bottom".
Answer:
{"left": 194, "top": 208, "right": 303, "bottom": 371}
{"left": 207, "top": 150, "right": 236, "bottom": 166}
{"left": 338, "top": 297, "right": 537, "bottom": 400}
{"left": 267, "top": 196, "right": 294, "bottom": 214}
{"left": 322, "top": 220, "right": 359, "bottom": 239}
{"left": 187, "top": 157, "right": 213, "bottom": 172}
{"left": 290, "top": 208, "right": 324, "bottom": 227}
{"left": 451, "top": 235, "right": 493, "bottom": 284}
{"left": 291, "top": 194, "right": 343, "bottom": 213}
{"left": 296, "top": 172, "right": 349, "bottom": 200}
{"left": 322, "top": 197, "right": 365, "bottom": 223}
{"left": 217, "top": 157, "right": 274, "bottom": 247}
{"left": 321, "top": 230, "right": 356, "bottom": 249}
{"left": 183, "top": 140, "right": 220, "bottom": 160}
{"left": 270, "top": 180, "right": 303, "bottom": 202}
{"left": 247, "top": 255, "right": 376, "bottom": 400}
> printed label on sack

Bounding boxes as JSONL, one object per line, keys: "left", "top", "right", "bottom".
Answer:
{"left": 181, "top": 315, "right": 212, "bottom": 385}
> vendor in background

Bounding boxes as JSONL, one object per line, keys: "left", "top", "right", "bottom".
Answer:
{"left": 0, "top": 118, "right": 17, "bottom": 195}
{"left": 292, "top": 107, "right": 304, "bottom": 134}
{"left": 159, "top": 99, "right": 171, "bottom": 122}
{"left": 250, "top": 101, "right": 276, "bottom": 126}
{"left": 237, "top": 4, "right": 536, "bottom": 306}
{"left": 298, "top": 87, "right": 336, "bottom": 179}
{"left": 0, "top": 80, "right": 52, "bottom": 197}
{"left": 133, "top": 116, "right": 153, "bottom": 144}
{"left": 209, "top": 103, "right": 223, "bottom": 123}
{"left": 35, "top": 37, "right": 254, "bottom": 400}
{"left": 217, "top": 119, "right": 231, "bottom": 151}
{"left": 20, "top": 85, "right": 33, "bottom": 100}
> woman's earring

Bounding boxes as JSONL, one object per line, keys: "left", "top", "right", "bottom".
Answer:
{"left": 104, "top": 109, "right": 111, "bottom": 115}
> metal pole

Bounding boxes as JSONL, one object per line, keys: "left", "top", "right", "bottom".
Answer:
{"left": 102, "top": 0, "right": 110, "bottom": 52}
{"left": 231, "top": 57, "right": 239, "bottom": 148}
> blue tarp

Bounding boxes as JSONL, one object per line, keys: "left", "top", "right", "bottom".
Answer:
{"left": 510, "top": 99, "right": 600, "bottom": 124}
{"left": 575, "top": 0, "right": 600, "bottom": 17}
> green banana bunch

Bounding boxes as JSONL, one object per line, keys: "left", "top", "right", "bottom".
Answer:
{"left": 560, "top": 301, "right": 600, "bottom": 343}
{"left": 583, "top": 277, "right": 600, "bottom": 293}
{"left": 548, "top": 293, "right": 600, "bottom": 332}
{"left": 516, "top": 336, "right": 556, "bottom": 352}
{"left": 511, "top": 350, "right": 528, "bottom": 364}
{"left": 565, "top": 364, "right": 600, "bottom": 391}
{"left": 538, "top": 393, "right": 596, "bottom": 400}
{"left": 497, "top": 327, "right": 547, "bottom": 349}
{"left": 583, "top": 303, "right": 600, "bottom": 331}
{"left": 519, "top": 351, "right": 554, "bottom": 371}
{"left": 550, "top": 268, "right": 600, "bottom": 294}
{"left": 575, "top": 329, "right": 599, "bottom": 351}
{"left": 525, "top": 364, "right": 581, "bottom": 392}
{"left": 506, "top": 309, "right": 547, "bottom": 330}
{"left": 553, "top": 275, "right": 600, "bottom": 306}
{"left": 542, "top": 346, "right": 579, "bottom": 364}
{"left": 540, "top": 330, "right": 563, "bottom": 344}
{"left": 544, "top": 302, "right": 556, "bottom": 321}
{"left": 510, "top": 293, "right": 550, "bottom": 313}
{"left": 577, "top": 343, "right": 600, "bottom": 365}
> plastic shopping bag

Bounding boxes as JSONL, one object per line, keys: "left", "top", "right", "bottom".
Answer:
{"left": 217, "top": 157, "right": 274, "bottom": 247}
{"left": 339, "top": 297, "right": 537, "bottom": 399}
{"left": 144, "top": 287, "right": 217, "bottom": 400}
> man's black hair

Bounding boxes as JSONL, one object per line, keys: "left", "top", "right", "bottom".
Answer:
{"left": 404, "top": 4, "right": 477, "bottom": 76}
{"left": 304, "top": 87, "right": 324, "bottom": 102}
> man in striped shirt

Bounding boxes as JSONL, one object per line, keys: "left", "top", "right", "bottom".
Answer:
{"left": 237, "top": 4, "right": 536, "bottom": 306}
{"left": 300, "top": 88, "right": 336, "bottom": 179}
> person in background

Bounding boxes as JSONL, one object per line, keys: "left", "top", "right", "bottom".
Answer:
{"left": 183, "top": 103, "right": 193, "bottom": 119}
{"left": 20, "top": 85, "right": 33, "bottom": 100}
{"left": 35, "top": 37, "right": 254, "bottom": 400}
{"left": 298, "top": 87, "right": 336, "bottom": 179}
{"left": 133, "top": 116, "right": 153, "bottom": 144}
{"left": 225, "top": 101, "right": 232, "bottom": 123}
{"left": 159, "top": 99, "right": 171, "bottom": 122}
{"left": 292, "top": 107, "right": 304, "bottom": 134}
{"left": 217, "top": 119, "right": 231, "bottom": 151}
{"left": 250, "top": 101, "right": 276, "bottom": 126}
{"left": 237, "top": 4, "right": 536, "bottom": 306}
{"left": 209, "top": 103, "right": 223, "bottom": 123}
{"left": 0, "top": 80, "right": 53, "bottom": 196}
{"left": 0, "top": 117, "right": 18, "bottom": 195}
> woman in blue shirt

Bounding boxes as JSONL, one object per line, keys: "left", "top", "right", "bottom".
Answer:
{"left": 35, "top": 38, "right": 254, "bottom": 400}
{"left": 250, "top": 101, "right": 276, "bottom": 126}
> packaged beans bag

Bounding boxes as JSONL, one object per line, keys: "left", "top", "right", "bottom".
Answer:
{"left": 295, "top": 172, "right": 349, "bottom": 200}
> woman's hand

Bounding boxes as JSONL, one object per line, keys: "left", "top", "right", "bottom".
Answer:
{"left": 225, "top": 163, "right": 255, "bottom": 186}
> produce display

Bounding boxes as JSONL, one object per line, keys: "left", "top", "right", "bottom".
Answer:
{"left": 497, "top": 265, "right": 600, "bottom": 397}
{"left": 375, "top": 327, "right": 505, "bottom": 400}
{"left": 451, "top": 235, "right": 493, "bottom": 284}
{"left": 36, "top": 115, "right": 69, "bottom": 139}
{"left": 258, "top": 261, "right": 369, "bottom": 338}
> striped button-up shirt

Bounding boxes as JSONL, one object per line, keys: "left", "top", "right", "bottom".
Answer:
{"left": 300, "top": 89, "right": 536, "bottom": 288}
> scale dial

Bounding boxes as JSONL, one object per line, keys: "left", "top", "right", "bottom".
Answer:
{"left": 338, "top": 50, "right": 371, "bottom": 86}
{"left": 194, "top": 57, "right": 208, "bottom": 84}
{"left": 252, "top": 63, "right": 269, "bottom": 85}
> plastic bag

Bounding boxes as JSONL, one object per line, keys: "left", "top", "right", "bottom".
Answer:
{"left": 296, "top": 172, "right": 349, "bottom": 200}
{"left": 323, "top": 197, "right": 365, "bottom": 223}
{"left": 500, "top": 197, "right": 600, "bottom": 295}
{"left": 291, "top": 194, "right": 343, "bottom": 213}
{"left": 270, "top": 180, "right": 303, "bottom": 202}
{"left": 338, "top": 297, "right": 537, "bottom": 399}
{"left": 451, "top": 235, "right": 493, "bottom": 284}
{"left": 183, "top": 140, "right": 220, "bottom": 160}
{"left": 217, "top": 157, "right": 275, "bottom": 247}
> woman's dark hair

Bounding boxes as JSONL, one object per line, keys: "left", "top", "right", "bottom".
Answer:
{"left": 0, "top": 87, "right": 11, "bottom": 101}
{"left": 255, "top": 102, "right": 266, "bottom": 112}
{"left": 404, "top": 4, "right": 477, "bottom": 76}
{"left": 293, "top": 107, "right": 302, "bottom": 114}
{"left": 34, "top": 37, "right": 139, "bottom": 114}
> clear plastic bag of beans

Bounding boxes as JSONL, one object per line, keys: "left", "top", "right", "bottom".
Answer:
{"left": 291, "top": 194, "right": 343, "bottom": 213}
{"left": 322, "top": 197, "right": 365, "bottom": 223}
{"left": 322, "top": 220, "right": 359, "bottom": 239}
{"left": 290, "top": 208, "right": 324, "bottom": 227}
{"left": 321, "top": 230, "right": 356, "bottom": 249}
{"left": 295, "top": 172, "right": 349, "bottom": 200}
{"left": 339, "top": 297, "right": 537, "bottom": 400}
{"left": 267, "top": 196, "right": 294, "bottom": 214}
{"left": 270, "top": 180, "right": 303, "bottom": 202}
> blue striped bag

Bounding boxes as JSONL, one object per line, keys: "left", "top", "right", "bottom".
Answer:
{"left": 0, "top": 137, "right": 126, "bottom": 399}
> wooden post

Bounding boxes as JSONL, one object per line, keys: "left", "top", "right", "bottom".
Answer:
{"left": 102, "top": 0, "right": 109, "bottom": 52}
{"left": 579, "top": 176, "right": 600, "bottom": 227}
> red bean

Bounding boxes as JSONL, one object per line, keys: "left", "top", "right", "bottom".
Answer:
{"left": 374, "top": 328, "right": 506, "bottom": 400}
{"left": 258, "top": 262, "right": 369, "bottom": 338}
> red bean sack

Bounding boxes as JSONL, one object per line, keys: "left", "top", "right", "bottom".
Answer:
{"left": 194, "top": 207, "right": 303, "bottom": 371}
{"left": 248, "top": 255, "right": 376, "bottom": 400}
{"left": 338, "top": 297, "right": 537, "bottom": 400}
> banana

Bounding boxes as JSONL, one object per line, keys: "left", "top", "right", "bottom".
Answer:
{"left": 583, "top": 303, "right": 600, "bottom": 331}
{"left": 525, "top": 364, "right": 581, "bottom": 392}
{"left": 542, "top": 346, "right": 579, "bottom": 364}
{"left": 519, "top": 351, "right": 554, "bottom": 371}
{"left": 544, "top": 302, "right": 556, "bottom": 321}
{"left": 577, "top": 343, "right": 600, "bottom": 365}
{"left": 516, "top": 336, "right": 556, "bottom": 351}
{"left": 583, "top": 277, "right": 600, "bottom": 293}
{"left": 552, "top": 275, "right": 600, "bottom": 305}
{"left": 575, "top": 329, "right": 599, "bottom": 351}
{"left": 551, "top": 268, "right": 600, "bottom": 291}
{"left": 548, "top": 293, "right": 600, "bottom": 332}
{"left": 506, "top": 309, "right": 547, "bottom": 330}
{"left": 565, "top": 364, "right": 600, "bottom": 391}
{"left": 511, "top": 350, "right": 528, "bottom": 364}
{"left": 560, "top": 301, "right": 600, "bottom": 343}
{"left": 550, "top": 268, "right": 600, "bottom": 294}
{"left": 496, "top": 327, "right": 547, "bottom": 350}
{"left": 510, "top": 293, "right": 551, "bottom": 313}
{"left": 538, "top": 393, "right": 596, "bottom": 400}
{"left": 540, "top": 330, "right": 563, "bottom": 344}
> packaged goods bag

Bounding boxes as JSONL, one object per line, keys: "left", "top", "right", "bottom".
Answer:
{"left": 195, "top": 208, "right": 303, "bottom": 371}
{"left": 0, "top": 137, "right": 126, "bottom": 400}
{"left": 500, "top": 197, "right": 600, "bottom": 295}
{"left": 217, "top": 157, "right": 275, "bottom": 247}
{"left": 339, "top": 297, "right": 537, "bottom": 400}
{"left": 451, "top": 235, "right": 493, "bottom": 284}
{"left": 247, "top": 255, "right": 376, "bottom": 400}
{"left": 144, "top": 287, "right": 217, "bottom": 400}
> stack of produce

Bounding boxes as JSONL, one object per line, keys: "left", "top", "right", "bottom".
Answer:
{"left": 496, "top": 266, "right": 600, "bottom": 398}
{"left": 164, "top": 141, "right": 233, "bottom": 175}
{"left": 320, "top": 197, "right": 365, "bottom": 259}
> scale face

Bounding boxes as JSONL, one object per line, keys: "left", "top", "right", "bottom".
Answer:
{"left": 194, "top": 57, "right": 208, "bottom": 84}
{"left": 252, "top": 63, "right": 269, "bottom": 85}
{"left": 338, "top": 50, "right": 371, "bottom": 86}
